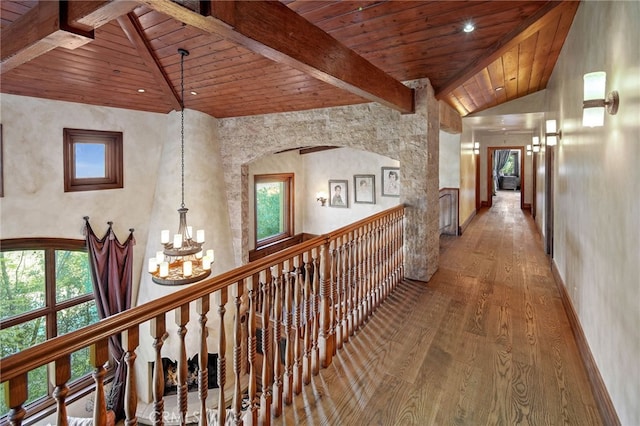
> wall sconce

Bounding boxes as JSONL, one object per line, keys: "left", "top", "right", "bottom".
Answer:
{"left": 532, "top": 136, "right": 540, "bottom": 153}
{"left": 473, "top": 142, "right": 480, "bottom": 155}
{"left": 526, "top": 144, "right": 532, "bottom": 156}
{"left": 545, "top": 119, "right": 561, "bottom": 146}
{"left": 316, "top": 192, "right": 327, "bottom": 207}
{"left": 582, "top": 71, "right": 619, "bottom": 127}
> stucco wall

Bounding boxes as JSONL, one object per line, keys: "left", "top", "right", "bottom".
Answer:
{"left": 0, "top": 94, "right": 165, "bottom": 302}
{"left": 545, "top": 1, "right": 640, "bottom": 424}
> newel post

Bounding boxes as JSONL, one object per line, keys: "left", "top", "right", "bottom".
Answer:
{"left": 318, "top": 241, "right": 334, "bottom": 368}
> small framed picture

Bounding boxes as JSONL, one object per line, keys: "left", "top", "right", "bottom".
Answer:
{"left": 354, "top": 174, "right": 375, "bottom": 204}
{"left": 328, "top": 179, "right": 348, "bottom": 208}
{"left": 381, "top": 167, "right": 400, "bottom": 197}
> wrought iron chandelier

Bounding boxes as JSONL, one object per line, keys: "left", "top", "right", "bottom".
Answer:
{"left": 148, "top": 48, "right": 213, "bottom": 285}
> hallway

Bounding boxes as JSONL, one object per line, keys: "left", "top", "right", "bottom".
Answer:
{"left": 283, "top": 198, "right": 601, "bottom": 425}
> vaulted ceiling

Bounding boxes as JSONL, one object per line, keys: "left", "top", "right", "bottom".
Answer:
{"left": 1, "top": 1, "right": 579, "bottom": 120}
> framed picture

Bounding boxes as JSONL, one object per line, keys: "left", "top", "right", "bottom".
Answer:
{"left": 354, "top": 174, "right": 375, "bottom": 204}
{"left": 328, "top": 179, "right": 348, "bottom": 208}
{"left": 381, "top": 167, "right": 400, "bottom": 197}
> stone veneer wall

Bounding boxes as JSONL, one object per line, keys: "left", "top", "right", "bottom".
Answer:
{"left": 219, "top": 79, "right": 440, "bottom": 281}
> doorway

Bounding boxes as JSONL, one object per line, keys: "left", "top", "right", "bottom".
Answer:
{"left": 486, "top": 146, "right": 525, "bottom": 210}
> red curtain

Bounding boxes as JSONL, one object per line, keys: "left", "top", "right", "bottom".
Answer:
{"left": 84, "top": 217, "right": 135, "bottom": 420}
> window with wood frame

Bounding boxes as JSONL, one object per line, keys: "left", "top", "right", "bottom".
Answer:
{"left": 0, "top": 239, "right": 99, "bottom": 416}
{"left": 63, "top": 128, "right": 123, "bottom": 192}
{"left": 254, "top": 173, "right": 294, "bottom": 248}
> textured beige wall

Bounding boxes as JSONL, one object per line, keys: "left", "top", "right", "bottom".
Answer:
{"left": 545, "top": 1, "right": 640, "bottom": 424}
{"left": 0, "top": 94, "right": 165, "bottom": 301}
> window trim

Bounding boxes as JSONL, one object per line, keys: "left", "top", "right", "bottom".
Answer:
{"left": 0, "top": 238, "right": 101, "bottom": 419}
{"left": 63, "top": 128, "right": 123, "bottom": 192}
{"left": 254, "top": 173, "right": 294, "bottom": 249}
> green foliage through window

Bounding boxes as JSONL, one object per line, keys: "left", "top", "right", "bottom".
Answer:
{"left": 0, "top": 241, "right": 98, "bottom": 415}
{"left": 254, "top": 174, "right": 293, "bottom": 247}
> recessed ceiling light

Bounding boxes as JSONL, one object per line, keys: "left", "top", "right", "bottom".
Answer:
{"left": 137, "top": 89, "right": 145, "bottom": 93}
{"left": 463, "top": 22, "right": 475, "bottom": 33}
{"left": 190, "top": 91, "right": 197, "bottom": 95}
{"left": 495, "top": 86, "right": 504, "bottom": 91}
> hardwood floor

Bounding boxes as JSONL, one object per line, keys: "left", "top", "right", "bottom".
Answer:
{"left": 282, "top": 190, "right": 602, "bottom": 425}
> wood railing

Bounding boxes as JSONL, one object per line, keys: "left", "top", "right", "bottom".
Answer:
{"left": 0, "top": 206, "right": 404, "bottom": 426}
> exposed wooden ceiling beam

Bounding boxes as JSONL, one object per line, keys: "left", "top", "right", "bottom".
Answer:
{"left": 137, "top": 0, "right": 415, "bottom": 114}
{"left": 435, "top": 1, "right": 565, "bottom": 99}
{"left": 117, "top": 13, "right": 182, "bottom": 111}
{"left": 1, "top": 0, "right": 138, "bottom": 74}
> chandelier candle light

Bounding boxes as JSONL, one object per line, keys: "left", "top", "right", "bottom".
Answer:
{"left": 149, "top": 48, "right": 214, "bottom": 285}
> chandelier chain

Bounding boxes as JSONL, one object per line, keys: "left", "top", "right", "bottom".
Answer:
{"left": 180, "top": 49, "right": 186, "bottom": 209}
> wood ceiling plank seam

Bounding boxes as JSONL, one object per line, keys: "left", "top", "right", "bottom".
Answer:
{"left": 0, "top": 78, "right": 170, "bottom": 111}
{"left": 538, "top": 4, "right": 579, "bottom": 89}
{"left": 117, "top": 12, "right": 182, "bottom": 111}
{"left": 305, "top": 2, "right": 431, "bottom": 34}
{"left": 136, "top": 0, "right": 413, "bottom": 112}
{"left": 461, "top": 78, "right": 484, "bottom": 112}
{"left": 528, "top": 17, "right": 558, "bottom": 93}
{"left": 434, "top": 0, "right": 565, "bottom": 99}
{"left": 516, "top": 32, "right": 539, "bottom": 98}
{"left": 24, "top": 50, "right": 151, "bottom": 82}
{"left": 150, "top": 34, "right": 227, "bottom": 58}
{"left": 502, "top": 44, "right": 520, "bottom": 102}
{"left": 477, "top": 68, "right": 498, "bottom": 109}
{"left": 51, "top": 45, "right": 151, "bottom": 73}
{"left": 284, "top": 1, "right": 369, "bottom": 19}
{"left": 324, "top": 3, "right": 542, "bottom": 50}
{"left": 454, "top": 86, "right": 475, "bottom": 116}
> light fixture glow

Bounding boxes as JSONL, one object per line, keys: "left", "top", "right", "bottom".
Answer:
{"left": 473, "top": 141, "right": 480, "bottom": 155}
{"left": 137, "top": 89, "right": 145, "bottom": 93}
{"left": 532, "top": 136, "right": 540, "bottom": 153}
{"left": 526, "top": 144, "right": 532, "bottom": 156}
{"left": 545, "top": 119, "right": 561, "bottom": 146}
{"left": 463, "top": 22, "right": 475, "bottom": 33}
{"left": 582, "top": 71, "right": 619, "bottom": 127}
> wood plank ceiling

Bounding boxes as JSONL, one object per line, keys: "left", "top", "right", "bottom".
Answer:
{"left": 0, "top": 1, "right": 579, "bottom": 119}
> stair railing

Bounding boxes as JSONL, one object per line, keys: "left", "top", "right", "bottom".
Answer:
{"left": 1, "top": 205, "right": 404, "bottom": 426}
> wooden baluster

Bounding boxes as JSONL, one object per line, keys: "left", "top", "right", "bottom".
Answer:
{"left": 363, "top": 224, "right": 371, "bottom": 321}
{"left": 283, "top": 261, "right": 294, "bottom": 405}
{"left": 259, "top": 269, "right": 272, "bottom": 424}
{"left": 355, "top": 227, "right": 364, "bottom": 331}
{"left": 5, "top": 374, "right": 28, "bottom": 426}
{"left": 348, "top": 232, "right": 357, "bottom": 337}
{"left": 332, "top": 240, "right": 342, "bottom": 351}
{"left": 174, "top": 304, "right": 189, "bottom": 425}
{"left": 247, "top": 274, "right": 259, "bottom": 425}
{"left": 302, "top": 251, "right": 313, "bottom": 383}
{"left": 196, "top": 295, "right": 209, "bottom": 426}
{"left": 367, "top": 223, "right": 374, "bottom": 319}
{"left": 311, "top": 249, "right": 320, "bottom": 375}
{"left": 231, "top": 280, "right": 244, "bottom": 425}
{"left": 341, "top": 235, "right": 350, "bottom": 344}
{"left": 122, "top": 327, "right": 139, "bottom": 426}
{"left": 150, "top": 315, "right": 166, "bottom": 426}
{"left": 216, "top": 288, "right": 228, "bottom": 426}
{"left": 292, "top": 255, "right": 303, "bottom": 394}
{"left": 319, "top": 241, "right": 334, "bottom": 368}
{"left": 271, "top": 264, "right": 283, "bottom": 417}
{"left": 91, "top": 338, "right": 109, "bottom": 426}
{"left": 50, "top": 355, "right": 71, "bottom": 426}
{"left": 372, "top": 222, "right": 380, "bottom": 311}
